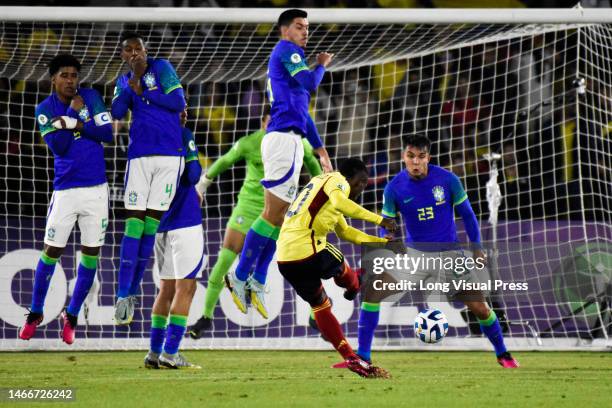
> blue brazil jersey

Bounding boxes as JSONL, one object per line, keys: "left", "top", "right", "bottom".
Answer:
{"left": 112, "top": 57, "right": 184, "bottom": 160}
{"left": 382, "top": 164, "right": 468, "bottom": 244}
{"left": 266, "top": 39, "right": 323, "bottom": 147}
{"left": 158, "top": 128, "right": 202, "bottom": 233}
{"left": 35, "top": 88, "right": 110, "bottom": 190}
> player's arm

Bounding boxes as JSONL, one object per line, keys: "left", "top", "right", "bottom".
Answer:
{"left": 325, "top": 178, "right": 383, "bottom": 225}
{"left": 380, "top": 183, "right": 398, "bottom": 238}
{"left": 196, "top": 137, "right": 243, "bottom": 194}
{"left": 182, "top": 127, "right": 202, "bottom": 186}
{"left": 305, "top": 116, "right": 332, "bottom": 172}
{"left": 451, "top": 174, "right": 482, "bottom": 245}
{"left": 66, "top": 91, "right": 112, "bottom": 143}
{"left": 111, "top": 78, "right": 133, "bottom": 120}
{"left": 36, "top": 106, "right": 73, "bottom": 156}
{"left": 335, "top": 215, "right": 387, "bottom": 245}
{"left": 142, "top": 60, "right": 186, "bottom": 113}
{"left": 281, "top": 47, "right": 325, "bottom": 93}
{"left": 302, "top": 137, "right": 322, "bottom": 176}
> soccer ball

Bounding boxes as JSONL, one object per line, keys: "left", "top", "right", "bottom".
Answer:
{"left": 414, "top": 309, "right": 449, "bottom": 344}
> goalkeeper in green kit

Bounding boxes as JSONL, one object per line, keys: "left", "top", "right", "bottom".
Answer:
{"left": 189, "top": 106, "right": 322, "bottom": 338}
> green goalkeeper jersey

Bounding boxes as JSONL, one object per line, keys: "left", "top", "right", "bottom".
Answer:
{"left": 206, "top": 129, "right": 322, "bottom": 206}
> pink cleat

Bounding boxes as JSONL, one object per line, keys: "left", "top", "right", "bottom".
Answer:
{"left": 19, "top": 312, "right": 43, "bottom": 340}
{"left": 497, "top": 352, "right": 520, "bottom": 368}
{"left": 61, "top": 311, "right": 77, "bottom": 345}
{"left": 332, "top": 353, "right": 370, "bottom": 369}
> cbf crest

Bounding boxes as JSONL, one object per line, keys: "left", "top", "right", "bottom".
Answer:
{"left": 78, "top": 106, "right": 90, "bottom": 123}
{"left": 432, "top": 185, "right": 446, "bottom": 205}
{"left": 143, "top": 72, "right": 157, "bottom": 90}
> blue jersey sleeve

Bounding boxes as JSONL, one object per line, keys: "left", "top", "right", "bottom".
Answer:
{"left": 70, "top": 89, "right": 113, "bottom": 143}
{"left": 181, "top": 128, "right": 202, "bottom": 186}
{"left": 279, "top": 44, "right": 309, "bottom": 77}
{"left": 449, "top": 172, "right": 468, "bottom": 206}
{"left": 305, "top": 115, "right": 323, "bottom": 149}
{"left": 36, "top": 102, "right": 73, "bottom": 156}
{"left": 156, "top": 59, "right": 182, "bottom": 95}
{"left": 382, "top": 183, "right": 397, "bottom": 218}
{"left": 111, "top": 76, "right": 132, "bottom": 120}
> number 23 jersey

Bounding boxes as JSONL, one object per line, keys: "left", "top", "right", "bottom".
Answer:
{"left": 382, "top": 164, "right": 468, "bottom": 244}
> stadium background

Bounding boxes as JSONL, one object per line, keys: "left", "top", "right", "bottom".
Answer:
{"left": 0, "top": 1, "right": 610, "bottom": 351}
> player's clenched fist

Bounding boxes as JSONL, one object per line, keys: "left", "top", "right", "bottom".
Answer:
{"left": 70, "top": 95, "right": 84, "bottom": 111}
{"left": 316, "top": 52, "right": 334, "bottom": 67}
{"left": 379, "top": 217, "right": 398, "bottom": 233}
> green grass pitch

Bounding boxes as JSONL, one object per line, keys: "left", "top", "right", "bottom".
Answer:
{"left": 1, "top": 351, "right": 610, "bottom": 407}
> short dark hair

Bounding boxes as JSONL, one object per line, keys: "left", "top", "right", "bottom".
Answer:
{"left": 120, "top": 31, "right": 143, "bottom": 45}
{"left": 278, "top": 9, "right": 308, "bottom": 28}
{"left": 48, "top": 54, "right": 81, "bottom": 77}
{"left": 404, "top": 134, "right": 431, "bottom": 152}
{"left": 339, "top": 158, "right": 368, "bottom": 180}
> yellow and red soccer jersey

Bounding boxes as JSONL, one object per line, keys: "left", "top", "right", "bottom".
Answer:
{"left": 277, "top": 172, "right": 386, "bottom": 262}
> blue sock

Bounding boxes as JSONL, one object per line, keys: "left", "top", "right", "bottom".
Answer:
{"left": 117, "top": 218, "right": 144, "bottom": 299}
{"left": 236, "top": 216, "right": 279, "bottom": 282}
{"left": 30, "top": 252, "right": 58, "bottom": 314}
{"left": 479, "top": 310, "right": 507, "bottom": 356}
{"left": 129, "top": 231, "right": 156, "bottom": 296}
{"left": 252, "top": 239, "right": 276, "bottom": 285}
{"left": 150, "top": 314, "right": 168, "bottom": 354}
{"left": 163, "top": 315, "right": 187, "bottom": 355}
{"left": 357, "top": 302, "right": 380, "bottom": 361}
{"left": 235, "top": 230, "right": 271, "bottom": 281}
{"left": 66, "top": 254, "right": 98, "bottom": 316}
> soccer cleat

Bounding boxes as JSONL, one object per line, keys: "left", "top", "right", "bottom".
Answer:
{"left": 60, "top": 310, "right": 77, "bottom": 345}
{"left": 158, "top": 352, "right": 201, "bottom": 369}
{"left": 114, "top": 296, "right": 135, "bottom": 325}
{"left": 19, "top": 311, "right": 43, "bottom": 340}
{"left": 497, "top": 352, "right": 520, "bottom": 368}
{"left": 346, "top": 355, "right": 390, "bottom": 379}
{"left": 144, "top": 351, "right": 160, "bottom": 369}
{"left": 248, "top": 277, "right": 268, "bottom": 319}
{"left": 331, "top": 353, "right": 371, "bottom": 369}
{"left": 188, "top": 316, "right": 212, "bottom": 339}
{"left": 228, "top": 274, "right": 248, "bottom": 314}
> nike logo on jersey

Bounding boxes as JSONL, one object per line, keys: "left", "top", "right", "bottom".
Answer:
{"left": 403, "top": 197, "right": 415, "bottom": 203}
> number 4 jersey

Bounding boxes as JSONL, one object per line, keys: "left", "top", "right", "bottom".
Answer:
{"left": 382, "top": 164, "right": 469, "bottom": 244}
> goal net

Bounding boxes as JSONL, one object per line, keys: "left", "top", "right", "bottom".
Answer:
{"left": 0, "top": 7, "right": 610, "bottom": 350}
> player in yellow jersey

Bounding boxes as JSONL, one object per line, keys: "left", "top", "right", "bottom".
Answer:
{"left": 277, "top": 158, "right": 397, "bottom": 378}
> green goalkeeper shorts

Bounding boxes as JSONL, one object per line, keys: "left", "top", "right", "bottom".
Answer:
{"left": 227, "top": 199, "right": 263, "bottom": 235}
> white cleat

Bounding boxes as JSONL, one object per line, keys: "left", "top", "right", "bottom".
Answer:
{"left": 114, "top": 296, "right": 135, "bottom": 325}
{"left": 228, "top": 274, "right": 248, "bottom": 314}
{"left": 248, "top": 277, "right": 268, "bottom": 319}
{"left": 158, "top": 352, "right": 201, "bottom": 369}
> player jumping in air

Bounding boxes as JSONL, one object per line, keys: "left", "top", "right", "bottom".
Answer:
{"left": 228, "top": 9, "right": 334, "bottom": 315}
{"left": 189, "top": 107, "right": 322, "bottom": 336}
{"left": 335, "top": 134, "right": 519, "bottom": 369}
{"left": 20, "top": 54, "right": 112, "bottom": 345}
{"left": 111, "top": 32, "right": 186, "bottom": 325}
{"left": 277, "top": 158, "right": 397, "bottom": 378}
{"left": 144, "top": 108, "right": 203, "bottom": 369}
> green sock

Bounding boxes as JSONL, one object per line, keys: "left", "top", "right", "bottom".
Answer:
{"left": 203, "top": 248, "right": 238, "bottom": 318}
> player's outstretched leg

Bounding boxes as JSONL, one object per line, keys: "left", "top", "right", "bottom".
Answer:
{"left": 115, "top": 217, "right": 144, "bottom": 325}
{"left": 467, "top": 302, "right": 519, "bottom": 368}
{"left": 19, "top": 250, "right": 59, "bottom": 340}
{"left": 62, "top": 252, "right": 98, "bottom": 344}
{"left": 313, "top": 298, "right": 389, "bottom": 379}
{"left": 159, "top": 280, "right": 200, "bottom": 369}
{"left": 128, "top": 215, "right": 160, "bottom": 297}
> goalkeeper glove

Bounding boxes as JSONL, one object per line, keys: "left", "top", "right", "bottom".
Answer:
{"left": 51, "top": 116, "right": 79, "bottom": 130}
{"left": 196, "top": 174, "right": 213, "bottom": 195}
